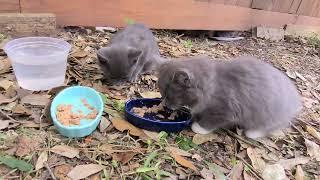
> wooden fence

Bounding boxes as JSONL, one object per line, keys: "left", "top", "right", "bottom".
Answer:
{"left": 1, "top": 0, "right": 320, "bottom": 30}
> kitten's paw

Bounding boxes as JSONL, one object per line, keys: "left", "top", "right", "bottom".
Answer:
{"left": 245, "top": 129, "right": 266, "bottom": 139}
{"left": 191, "top": 122, "right": 212, "bottom": 134}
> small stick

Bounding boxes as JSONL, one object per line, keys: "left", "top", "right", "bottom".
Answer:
{"left": 45, "top": 162, "right": 56, "bottom": 180}
{"left": 236, "top": 155, "right": 263, "bottom": 180}
{"left": 224, "top": 130, "right": 260, "bottom": 148}
{"left": 0, "top": 109, "right": 19, "bottom": 123}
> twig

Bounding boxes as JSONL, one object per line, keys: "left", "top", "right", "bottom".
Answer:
{"left": 224, "top": 130, "right": 260, "bottom": 148}
{"left": 236, "top": 155, "right": 263, "bottom": 180}
{"left": 0, "top": 109, "right": 19, "bottom": 122}
{"left": 45, "top": 162, "right": 56, "bottom": 180}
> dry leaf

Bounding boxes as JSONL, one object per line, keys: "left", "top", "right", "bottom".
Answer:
{"left": 35, "top": 151, "right": 48, "bottom": 170}
{"left": 99, "top": 116, "right": 111, "bottom": 132}
{"left": 0, "top": 58, "right": 12, "bottom": 74}
{"left": 165, "top": 147, "right": 192, "bottom": 157}
{"left": 295, "top": 72, "right": 307, "bottom": 81}
{"left": 88, "top": 173, "right": 101, "bottom": 180}
{"left": 246, "top": 147, "right": 266, "bottom": 172}
{"left": 143, "top": 130, "right": 160, "bottom": 142}
{"left": 192, "top": 154, "right": 203, "bottom": 162}
{"left": 192, "top": 133, "right": 218, "bottom": 145}
{"left": 306, "top": 125, "right": 320, "bottom": 141}
{"left": 0, "top": 120, "right": 11, "bottom": 130}
{"left": 21, "top": 94, "right": 50, "bottom": 106}
{"left": 21, "top": 121, "right": 51, "bottom": 128}
{"left": 171, "top": 152, "right": 198, "bottom": 172}
{"left": 278, "top": 157, "right": 310, "bottom": 170}
{"left": 112, "top": 151, "right": 137, "bottom": 164}
{"left": 0, "top": 94, "right": 16, "bottom": 105}
{"left": 0, "top": 79, "right": 13, "bottom": 90}
{"left": 67, "top": 164, "right": 103, "bottom": 180}
{"left": 12, "top": 104, "right": 31, "bottom": 115}
{"left": 305, "top": 138, "right": 320, "bottom": 161}
{"left": 262, "top": 164, "right": 288, "bottom": 180}
{"left": 99, "top": 144, "right": 115, "bottom": 155}
{"left": 256, "top": 138, "right": 279, "bottom": 150}
{"left": 140, "top": 91, "right": 161, "bottom": 98}
{"left": 111, "top": 119, "right": 148, "bottom": 140}
{"left": 71, "top": 50, "right": 88, "bottom": 58}
{"left": 286, "top": 70, "right": 296, "bottom": 79}
{"left": 295, "top": 165, "right": 304, "bottom": 180}
{"left": 50, "top": 145, "right": 79, "bottom": 159}
{"left": 243, "top": 170, "right": 255, "bottom": 180}
{"left": 54, "top": 164, "right": 72, "bottom": 180}
{"left": 200, "top": 168, "right": 213, "bottom": 180}
{"left": 15, "top": 136, "right": 40, "bottom": 157}
{"left": 230, "top": 162, "right": 244, "bottom": 180}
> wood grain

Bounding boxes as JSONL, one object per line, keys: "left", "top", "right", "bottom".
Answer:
{"left": 236, "top": 0, "right": 252, "bottom": 7}
{"left": 288, "top": 0, "right": 302, "bottom": 14}
{"left": 20, "top": 0, "right": 320, "bottom": 30}
{"left": 272, "top": 0, "right": 294, "bottom": 13}
{"left": 251, "top": 0, "right": 273, "bottom": 10}
{"left": 0, "top": 0, "right": 20, "bottom": 12}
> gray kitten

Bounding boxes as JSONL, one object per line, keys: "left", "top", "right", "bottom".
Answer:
{"left": 158, "top": 56, "right": 302, "bottom": 139}
{"left": 97, "top": 23, "right": 164, "bottom": 85}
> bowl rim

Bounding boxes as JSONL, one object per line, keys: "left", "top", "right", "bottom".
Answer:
{"left": 125, "top": 98, "right": 192, "bottom": 125}
{"left": 50, "top": 85, "right": 104, "bottom": 130}
{"left": 4, "top": 36, "right": 71, "bottom": 57}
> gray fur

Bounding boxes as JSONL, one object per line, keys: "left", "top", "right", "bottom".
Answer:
{"left": 97, "top": 23, "right": 164, "bottom": 85}
{"left": 158, "top": 56, "right": 302, "bottom": 138}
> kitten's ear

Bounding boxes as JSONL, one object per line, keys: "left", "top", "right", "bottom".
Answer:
{"left": 173, "top": 69, "right": 192, "bottom": 87}
{"left": 128, "top": 47, "right": 142, "bottom": 64}
{"left": 97, "top": 47, "right": 110, "bottom": 64}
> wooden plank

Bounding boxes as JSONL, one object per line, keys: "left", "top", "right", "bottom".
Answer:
{"left": 224, "top": 0, "right": 238, "bottom": 5}
{"left": 272, "top": 0, "right": 294, "bottom": 13}
{"left": 288, "top": 0, "right": 302, "bottom": 14}
{"left": 251, "top": 0, "right": 273, "bottom": 10}
{"left": 0, "top": 13, "right": 56, "bottom": 34}
{"left": 0, "top": 0, "right": 20, "bottom": 12}
{"left": 297, "top": 0, "right": 314, "bottom": 16}
{"left": 236, "top": 0, "right": 252, "bottom": 7}
{"left": 20, "top": 0, "right": 320, "bottom": 30}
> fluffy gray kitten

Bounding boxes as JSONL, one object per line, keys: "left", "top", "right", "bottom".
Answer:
{"left": 158, "top": 56, "right": 302, "bottom": 139}
{"left": 97, "top": 23, "right": 164, "bottom": 85}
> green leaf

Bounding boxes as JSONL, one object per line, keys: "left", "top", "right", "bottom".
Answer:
{"left": 144, "top": 151, "right": 158, "bottom": 167}
{"left": 100, "top": 93, "right": 109, "bottom": 104}
{"left": 136, "top": 166, "right": 157, "bottom": 173}
{"left": 112, "top": 100, "right": 125, "bottom": 112}
{"left": 141, "top": 174, "right": 153, "bottom": 180}
{"left": 0, "top": 155, "right": 33, "bottom": 172}
{"left": 175, "top": 135, "right": 197, "bottom": 151}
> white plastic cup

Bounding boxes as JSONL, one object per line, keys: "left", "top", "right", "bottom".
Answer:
{"left": 4, "top": 37, "right": 71, "bottom": 91}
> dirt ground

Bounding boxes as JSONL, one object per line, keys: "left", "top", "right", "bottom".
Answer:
{"left": 0, "top": 27, "right": 319, "bottom": 180}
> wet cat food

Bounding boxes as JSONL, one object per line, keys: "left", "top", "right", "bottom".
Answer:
{"left": 131, "top": 103, "right": 177, "bottom": 121}
{"left": 56, "top": 98, "right": 98, "bottom": 126}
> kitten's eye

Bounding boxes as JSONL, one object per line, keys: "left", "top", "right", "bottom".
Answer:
{"left": 132, "top": 58, "right": 138, "bottom": 64}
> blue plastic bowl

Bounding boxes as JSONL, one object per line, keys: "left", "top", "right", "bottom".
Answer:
{"left": 125, "top": 98, "right": 192, "bottom": 132}
{"left": 50, "top": 86, "right": 104, "bottom": 138}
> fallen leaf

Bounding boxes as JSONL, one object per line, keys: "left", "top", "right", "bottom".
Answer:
{"left": 5, "top": 85, "right": 17, "bottom": 98}
{"left": 165, "top": 147, "right": 192, "bottom": 157}
{"left": 305, "top": 138, "right": 320, "bottom": 161}
{"left": 67, "top": 164, "right": 103, "bottom": 180}
{"left": 206, "top": 162, "right": 228, "bottom": 180}
{"left": 0, "top": 58, "right": 12, "bottom": 74}
{"left": 243, "top": 170, "right": 255, "bottom": 180}
{"left": 54, "top": 164, "right": 72, "bottom": 179}
{"left": 35, "top": 151, "right": 48, "bottom": 170}
{"left": 111, "top": 119, "right": 148, "bottom": 140}
{"left": 0, "top": 155, "right": 33, "bottom": 172}
{"left": 140, "top": 91, "right": 161, "bottom": 98}
{"left": 48, "top": 85, "right": 69, "bottom": 95}
{"left": 0, "top": 94, "right": 16, "bottom": 105}
{"left": 256, "top": 138, "right": 279, "bottom": 150}
{"left": 88, "top": 173, "right": 101, "bottom": 180}
{"left": 143, "top": 130, "right": 160, "bottom": 141}
{"left": 99, "top": 116, "right": 111, "bottom": 132}
{"left": 295, "top": 72, "right": 307, "bottom": 81}
{"left": 0, "top": 120, "right": 11, "bottom": 130}
{"left": 286, "top": 70, "right": 296, "bottom": 79}
{"left": 112, "top": 151, "right": 137, "bottom": 164}
{"left": 230, "top": 162, "right": 244, "bottom": 180}
{"left": 21, "top": 94, "right": 50, "bottom": 106}
{"left": 306, "top": 125, "right": 320, "bottom": 141}
{"left": 12, "top": 104, "right": 31, "bottom": 115}
{"left": 171, "top": 152, "right": 198, "bottom": 172}
{"left": 278, "top": 157, "right": 310, "bottom": 170}
{"left": 295, "top": 165, "right": 304, "bottom": 180}
{"left": 200, "top": 168, "right": 213, "bottom": 180}
{"left": 262, "top": 164, "right": 288, "bottom": 180}
{"left": 99, "top": 144, "right": 115, "bottom": 155}
{"left": 192, "top": 133, "right": 218, "bottom": 145}
{"left": 192, "top": 154, "right": 203, "bottom": 162}
{"left": 246, "top": 147, "right": 266, "bottom": 172}
{"left": 15, "top": 136, "right": 40, "bottom": 157}
{"left": 21, "top": 121, "right": 51, "bottom": 128}
{"left": 71, "top": 50, "right": 88, "bottom": 58}
{"left": 0, "top": 79, "right": 13, "bottom": 90}
{"left": 50, "top": 145, "right": 79, "bottom": 159}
